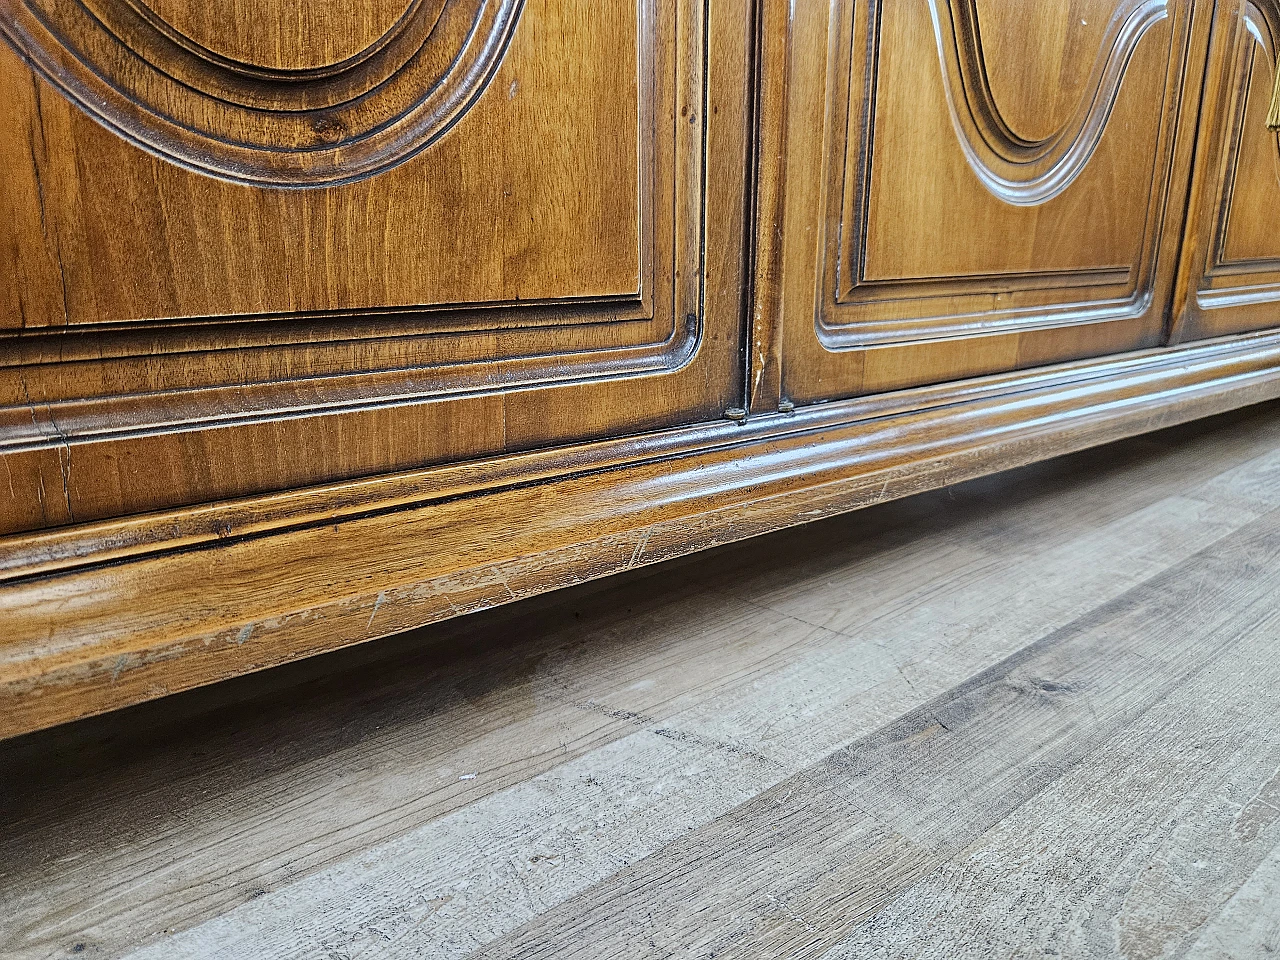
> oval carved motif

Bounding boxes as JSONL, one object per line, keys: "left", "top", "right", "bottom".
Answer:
{"left": 0, "top": 0, "right": 524, "bottom": 185}
{"left": 927, "top": 0, "right": 1168, "bottom": 205}
{"left": 140, "top": 0, "right": 419, "bottom": 74}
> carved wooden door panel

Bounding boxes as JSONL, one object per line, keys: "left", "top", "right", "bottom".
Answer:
{"left": 1172, "top": 0, "right": 1280, "bottom": 341}
{"left": 0, "top": 0, "right": 750, "bottom": 534}
{"left": 752, "top": 0, "right": 1207, "bottom": 410}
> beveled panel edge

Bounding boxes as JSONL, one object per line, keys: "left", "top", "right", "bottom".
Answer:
{"left": 3, "top": 329, "right": 1280, "bottom": 738}
{"left": 1, "top": 0, "right": 523, "bottom": 186}
{"left": 1170, "top": 0, "right": 1280, "bottom": 343}
{"left": 0, "top": 309, "right": 700, "bottom": 452}
{"left": 815, "top": 288, "right": 1151, "bottom": 350}
{"left": 818, "top": 0, "right": 1197, "bottom": 350}
{"left": 931, "top": 0, "right": 1169, "bottom": 206}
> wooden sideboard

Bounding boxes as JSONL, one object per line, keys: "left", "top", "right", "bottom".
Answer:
{"left": 2, "top": 0, "right": 1279, "bottom": 737}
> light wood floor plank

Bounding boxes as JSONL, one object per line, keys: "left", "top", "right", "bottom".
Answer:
{"left": 466, "top": 505, "right": 1280, "bottom": 960}
{"left": 824, "top": 585, "right": 1280, "bottom": 958}
{"left": 1183, "top": 841, "right": 1280, "bottom": 959}
{"left": 2, "top": 404, "right": 1280, "bottom": 959}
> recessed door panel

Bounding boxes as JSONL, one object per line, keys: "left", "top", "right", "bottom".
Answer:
{"left": 756, "top": 0, "right": 1205, "bottom": 407}
{"left": 0, "top": 0, "right": 750, "bottom": 533}
{"left": 1174, "top": 0, "right": 1280, "bottom": 341}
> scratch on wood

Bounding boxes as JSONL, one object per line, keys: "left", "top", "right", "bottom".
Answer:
{"left": 56, "top": 256, "right": 71, "bottom": 326}
{"left": 1, "top": 457, "right": 15, "bottom": 502}
{"left": 494, "top": 570, "right": 517, "bottom": 601}
{"left": 546, "top": 691, "right": 783, "bottom": 769}
{"left": 19, "top": 376, "right": 75, "bottom": 521}
{"left": 35, "top": 473, "right": 48, "bottom": 525}
{"left": 234, "top": 625, "right": 253, "bottom": 646}
{"left": 28, "top": 78, "right": 70, "bottom": 326}
{"left": 650, "top": 726, "right": 785, "bottom": 769}
{"left": 366, "top": 591, "right": 387, "bottom": 631}
{"left": 894, "top": 662, "right": 921, "bottom": 697}
{"left": 19, "top": 377, "right": 40, "bottom": 433}
{"left": 54, "top": 442, "right": 74, "bottom": 524}
{"left": 628, "top": 527, "right": 653, "bottom": 569}
{"left": 28, "top": 123, "right": 48, "bottom": 243}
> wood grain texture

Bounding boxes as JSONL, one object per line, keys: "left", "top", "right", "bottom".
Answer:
{"left": 145, "top": 0, "right": 419, "bottom": 73}
{"left": 973, "top": 0, "right": 1117, "bottom": 142}
{"left": 2, "top": 0, "right": 516, "bottom": 184}
{"left": 3, "top": 331, "right": 1280, "bottom": 739}
{"left": 0, "top": 0, "right": 749, "bottom": 532}
{"left": 3, "top": 399, "right": 1280, "bottom": 958}
{"left": 2, "top": 0, "right": 625, "bottom": 313}
{"left": 1184, "top": 845, "right": 1280, "bottom": 958}
{"left": 1172, "top": 0, "right": 1280, "bottom": 342}
{"left": 758, "top": 0, "right": 1211, "bottom": 403}
{"left": 475, "top": 514, "right": 1280, "bottom": 959}
{"left": 3, "top": 0, "right": 1280, "bottom": 746}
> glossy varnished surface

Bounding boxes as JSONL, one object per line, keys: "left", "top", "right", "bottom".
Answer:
{"left": 1, "top": 0, "right": 631, "bottom": 308}
{"left": 1173, "top": 0, "right": 1280, "bottom": 341}
{"left": 751, "top": 0, "right": 1209, "bottom": 406}
{"left": 2, "top": 0, "right": 1280, "bottom": 737}
{"left": 4, "top": 400, "right": 1280, "bottom": 958}
{"left": 4, "top": 333, "right": 1280, "bottom": 739}
{"left": 0, "top": 0, "right": 749, "bottom": 532}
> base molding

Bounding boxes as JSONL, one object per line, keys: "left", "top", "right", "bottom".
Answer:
{"left": 4, "top": 330, "right": 1280, "bottom": 738}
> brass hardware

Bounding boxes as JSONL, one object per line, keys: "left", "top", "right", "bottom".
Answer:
{"left": 1269, "top": 57, "right": 1280, "bottom": 131}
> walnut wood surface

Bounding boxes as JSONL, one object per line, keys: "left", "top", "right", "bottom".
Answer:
{"left": 755, "top": 0, "right": 1210, "bottom": 407}
{"left": 0, "top": 0, "right": 750, "bottom": 533}
{"left": 1172, "top": 0, "right": 1280, "bottom": 341}
{"left": 1, "top": 0, "right": 1280, "bottom": 735}
{"left": 3, "top": 332, "right": 1280, "bottom": 739}
{"left": 145, "top": 0, "right": 419, "bottom": 73}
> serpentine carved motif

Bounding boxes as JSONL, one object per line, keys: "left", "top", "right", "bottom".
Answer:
{"left": 927, "top": 0, "right": 1168, "bottom": 205}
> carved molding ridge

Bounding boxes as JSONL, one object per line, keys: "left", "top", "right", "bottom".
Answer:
{"left": 0, "top": 0, "right": 524, "bottom": 185}
{"left": 5, "top": 328, "right": 1280, "bottom": 738}
{"left": 1189, "top": 0, "right": 1280, "bottom": 318}
{"left": 1242, "top": 1, "right": 1280, "bottom": 182}
{"left": 928, "top": 0, "right": 1168, "bottom": 205}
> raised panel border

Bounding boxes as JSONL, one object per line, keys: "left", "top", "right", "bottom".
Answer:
{"left": 4, "top": 328, "right": 1280, "bottom": 737}
{"left": 1194, "top": 0, "right": 1280, "bottom": 312}
{"left": 0, "top": 0, "right": 710, "bottom": 473}
{"left": 817, "top": 0, "right": 1194, "bottom": 348}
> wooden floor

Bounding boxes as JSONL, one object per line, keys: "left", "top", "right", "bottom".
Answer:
{"left": 5, "top": 402, "right": 1280, "bottom": 960}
